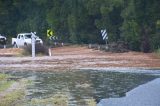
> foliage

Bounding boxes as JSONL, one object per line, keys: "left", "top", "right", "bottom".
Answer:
{"left": 22, "top": 44, "right": 49, "bottom": 56}
{"left": 0, "top": 0, "right": 160, "bottom": 52}
{"left": 155, "top": 48, "right": 160, "bottom": 58}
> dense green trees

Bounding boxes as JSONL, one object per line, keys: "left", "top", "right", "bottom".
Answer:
{"left": 0, "top": 0, "right": 160, "bottom": 52}
{"left": 121, "top": 0, "right": 160, "bottom": 52}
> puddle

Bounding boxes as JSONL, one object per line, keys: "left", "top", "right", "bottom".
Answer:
{"left": 1, "top": 69, "right": 160, "bottom": 105}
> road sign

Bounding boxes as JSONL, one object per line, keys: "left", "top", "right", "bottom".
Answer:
{"left": 101, "top": 29, "right": 108, "bottom": 40}
{"left": 47, "top": 29, "right": 53, "bottom": 38}
{"left": 50, "top": 36, "right": 58, "bottom": 40}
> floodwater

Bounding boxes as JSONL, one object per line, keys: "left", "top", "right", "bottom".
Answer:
{"left": 3, "top": 69, "right": 160, "bottom": 105}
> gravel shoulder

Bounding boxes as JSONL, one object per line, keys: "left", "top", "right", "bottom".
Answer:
{"left": 0, "top": 46, "right": 160, "bottom": 72}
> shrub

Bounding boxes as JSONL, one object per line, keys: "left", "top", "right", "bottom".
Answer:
{"left": 155, "top": 48, "right": 160, "bottom": 57}
{"left": 22, "top": 44, "right": 49, "bottom": 56}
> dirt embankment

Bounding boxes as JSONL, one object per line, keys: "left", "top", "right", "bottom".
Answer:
{"left": 0, "top": 46, "right": 160, "bottom": 71}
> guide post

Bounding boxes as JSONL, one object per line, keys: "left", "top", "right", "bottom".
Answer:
{"left": 47, "top": 29, "right": 54, "bottom": 56}
{"left": 31, "top": 32, "right": 36, "bottom": 58}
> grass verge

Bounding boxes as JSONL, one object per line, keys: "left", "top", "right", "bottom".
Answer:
{"left": 86, "top": 98, "right": 97, "bottom": 106}
{"left": 0, "top": 73, "right": 14, "bottom": 93}
{"left": 0, "top": 90, "right": 25, "bottom": 106}
{"left": 30, "top": 93, "right": 69, "bottom": 106}
{"left": 0, "top": 73, "right": 9, "bottom": 81}
{"left": 0, "top": 73, "right": 30, "bottom": 106}
{"left": 0, "top": 81, "right": 14, "bottom": 92}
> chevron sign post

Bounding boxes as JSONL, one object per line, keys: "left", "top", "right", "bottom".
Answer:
{"left": 101, "top": 29, "right": 108, "bottom": 40}
{"left": 47, "top": 29, "right": 54, "bottom": 39}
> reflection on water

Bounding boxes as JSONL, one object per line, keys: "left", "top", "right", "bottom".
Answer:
{"left": 5, "top": 70, "right": 160, "bottom": 105}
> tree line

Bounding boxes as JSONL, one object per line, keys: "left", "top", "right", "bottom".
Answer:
{"left": 0, "top": 0, "right": 160, "bottom": 52}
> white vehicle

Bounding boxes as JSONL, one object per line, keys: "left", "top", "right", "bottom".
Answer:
{"left": 12, "top": 33, "right": 43, "bottom": 47}
{"left": 0, "top": 34, "right": 7, "bottom": 48}
{"left": 0, "top": 35, "right": 7, "bottom": 43}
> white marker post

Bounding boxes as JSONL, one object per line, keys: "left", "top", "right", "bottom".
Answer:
{"left": 48, "top": 48, "right": 52, "bottom": 56}
{"left": 31, "top": 32, "right": 36, "bottom": 58}
{"left": 101, "top": 29, "right": 108, "bottom": 43}
{"left": 4, "top": 45, "right": 6, "bottom": 49}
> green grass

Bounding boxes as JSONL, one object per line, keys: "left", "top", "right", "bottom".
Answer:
{"left": 0, "top": 73, "right": 29, "bottom": 106}
{"left": 0, "top": 73, "right": 14, "bottom": 93}
{"left": 0, "top": 90, "right": 25, "bottom": 106}
{"left": 86, "top": 98, "right": 97, "bottom": 106}
{"left": 0, "top": 81, "right": 14, "bottom": 92}
{"left": 0, "top": 73, "right": 8, "bottom": 81}
{"left": 29, "top": 94, "right": 97, "bottom": 106}
{"left": 30, "top": 93, "right": 69, "bottom": 106}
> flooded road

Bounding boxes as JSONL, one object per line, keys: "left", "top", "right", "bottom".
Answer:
{"left": 3, "top": 69, "right": 160, "bottom": 105}
{"left": 1, "top": 46, "right": 160, "bottom": 71}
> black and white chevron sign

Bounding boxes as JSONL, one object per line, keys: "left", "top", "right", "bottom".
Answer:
{"left": 101, "top": 29, "right": 108, "bottom": 40}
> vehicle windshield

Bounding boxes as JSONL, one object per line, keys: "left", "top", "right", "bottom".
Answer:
{"left": 25, "top": 34, "right": 32, "bottom": 39}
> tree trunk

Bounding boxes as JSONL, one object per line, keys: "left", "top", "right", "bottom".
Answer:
{"left": 141, "top": 26, "right": 150, "bottom": 53}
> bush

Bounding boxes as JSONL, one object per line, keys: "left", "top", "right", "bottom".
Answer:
{"left": 155, "top": 48, "right": 160, "bottom": 57}
{"left": 22, "top": 44, "right": 49, "bottom": 56}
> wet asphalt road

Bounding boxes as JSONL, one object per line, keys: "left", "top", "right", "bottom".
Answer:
{"left": 98, "top": 78, "right": 160, "bottom": 106}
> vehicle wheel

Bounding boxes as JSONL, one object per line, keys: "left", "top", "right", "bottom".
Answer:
{"left": 13, "top": 42, "right": 17, "bottom": 48}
